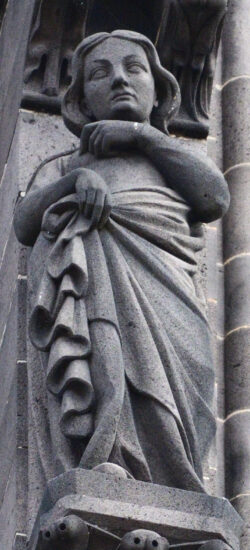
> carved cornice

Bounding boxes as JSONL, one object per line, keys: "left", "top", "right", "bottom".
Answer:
{"left": 22, "top": 0, "right": 228, "bottom": 138}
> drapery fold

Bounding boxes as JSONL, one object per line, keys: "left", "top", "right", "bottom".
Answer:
{"left": 28, "top": 185, "right": 215, "bottom": 492}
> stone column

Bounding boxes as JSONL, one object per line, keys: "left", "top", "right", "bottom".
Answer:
{"left": 221, "top": 1, "right": 250, "bottom": 548}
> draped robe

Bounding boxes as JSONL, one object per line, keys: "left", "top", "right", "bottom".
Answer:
{"left": 27, "top": 153, "right": 216, "bottom": 500}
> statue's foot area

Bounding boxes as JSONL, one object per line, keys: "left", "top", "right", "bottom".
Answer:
{"left": 92, "top": 462, "right": 134, "bottom": 479}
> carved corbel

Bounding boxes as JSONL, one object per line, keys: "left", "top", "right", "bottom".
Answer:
{"left": 157, "top": 0, "right": 228, "bottom": 137}
{"left": 23, "top": 0, "right": 88, "bottom": 111}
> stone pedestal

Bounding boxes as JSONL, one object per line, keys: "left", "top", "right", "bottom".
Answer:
{"left": 28, "top": 469, "right": 243, "bottom": 550}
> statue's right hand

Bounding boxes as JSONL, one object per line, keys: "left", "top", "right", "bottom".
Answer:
{"left": 75, "top": 169, "right": 112, "bottom": 228}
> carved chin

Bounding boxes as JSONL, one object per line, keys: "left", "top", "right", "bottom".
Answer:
{"left": 110, "top": 103, "right": 147, "bottom": 122}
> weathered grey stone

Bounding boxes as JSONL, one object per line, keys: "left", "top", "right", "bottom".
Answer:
{"left": 224, "top": 257, "right": 250, "bottom": 333}
{"left": 0, "top": 292, "right": 17, "bottom": 505}
{"left": 222, "top": 0, "right": 250, "bottom": 82}
{"left": 200, "top": 542, "right": 232, "bottom": 550}
{"left": 223, "top": 166, "right": 250, "bottom": 262}
{"left": 240, "top": 527, "right": 250, "bottom": 550}
{"left": 0, "top": 375, "right": 16, "bottom": 501}
{"left": 14, "top": 30, "right": 231, "bottom": 503}
{"left": 17, "top": 361, "right": 28, "bottom": 447}
{"left": 0, "top": 291, "right": 17, "bottom": 428}
{"left": 215, "top": 420, "right": 225, "bottom": 498}
{"left": 207, "top": 137, "right": 223, "bottom": 172}
{"left": 209, "top": 87, "right": 222, "bottom": 147}
{"left": 18, "top": 110, "right": 78, "bottom": 193}
{"left": 225, "top": 328, "right": 250, "bottom": 415}
{"left": 0, "top": 226, "right": 18, "bottom": 342}
{"left": 225, "top": 412, "right": 250, "bottom": 501}
{"left": 18, "top": 245, "right": 28, "bottom": 277}
{"left": 233, "top": 495, "right": 250, "bottom": 528}
{"left": 16, "top": 361, "right": 28, "bottom": 534}
{"left": 0, "top": 461, "right": 16, "bottom": 550}
{"left": 214, "top": 338, "right": 225, "bottom": 420}
{"left": 206, "top": 226, "right": 218, "bottom": 301}
{"left": 208, "top": 302, "right": 218, "bottom": 340}
{"left": 215, "top": 258, "right": 225, "bottom": 332}
{"left": 0, "top": 0, "right": 37, "bottom": 180}
{"left": 14, "top": 534, "right": 28, "bottom": 550}
{"left": 0, "top": 116, "right": 18, "bottom": 260}
{"left": 16, "top": 447, "right": 28, "bottom": 534}
{"left": 17, "top": 278, "right": 27, "bottom": 362}
{"left": 119, "top": 529, "right": 170, "bottom": 550}
{"left": 222, "top": 77, "right": 250, "bottom": 172}
{"left": 28, "top": 469, "right": 243, "bottom": 550}
{"left": 39, "top": 514, "right": 89, "bottom": 550}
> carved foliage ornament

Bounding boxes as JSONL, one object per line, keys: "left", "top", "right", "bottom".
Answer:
{"left": 23, "top": 0, "right": 227, "bottom": 137}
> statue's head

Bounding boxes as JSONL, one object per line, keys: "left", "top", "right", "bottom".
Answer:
{"left": 62, "top": 30, "right": 180, "bottom": 138}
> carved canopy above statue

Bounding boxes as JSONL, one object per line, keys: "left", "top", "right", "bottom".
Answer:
{"left": 23, "top": 0, "right": 227, "bottom": 138}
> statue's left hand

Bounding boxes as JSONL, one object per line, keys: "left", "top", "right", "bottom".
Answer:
{"left": 80, "top": 120, "right": 143, "bottom": 157}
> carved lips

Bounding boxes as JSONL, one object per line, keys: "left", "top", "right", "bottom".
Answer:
{"left": 111, "top": 90, "right": 137, "bottom": 102}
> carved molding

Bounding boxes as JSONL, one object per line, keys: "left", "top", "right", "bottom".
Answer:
{"left": 22, "top": 0, "right": 228, "bottom": 138}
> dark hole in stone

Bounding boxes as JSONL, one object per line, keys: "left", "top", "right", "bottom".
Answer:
{"left": 204, "top": 194, "right": 207, "bottom": 197}
{"left": 152, "top": 541, "right": 158, "bottom": 547}
{"left": 134, "top": 538, "right": 141, "bottom": 544}
{"left": 60, "top": 523, "right": 66, "bottom": 531}
{"left": 45, "top": 531, "right": 51, "bottom": 538}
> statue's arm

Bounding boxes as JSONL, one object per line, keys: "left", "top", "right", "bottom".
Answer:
{"left": 14, "top": 169, "right": 82, "bottom": 246}
{"left": 137, "top": 126, "right": 230, "bottom": 223}
{"left": 81, "top": 121, "right": 230, "bottom": 223}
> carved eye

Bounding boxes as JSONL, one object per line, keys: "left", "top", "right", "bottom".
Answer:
{"left": 91, "top": 68, "right": 108, "bottom": 79}
{"left": 127, "top": 63, "right": 145, "bottom": 74}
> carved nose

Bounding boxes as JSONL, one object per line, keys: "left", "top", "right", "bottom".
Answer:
{"left": 111, "top": 70, "right": 128, "bottom": 88}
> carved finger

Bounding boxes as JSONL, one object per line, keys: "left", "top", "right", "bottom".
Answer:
{"left": 93, "top": 133, "right": 107, "bottom": 158}
{"left": 80, "top": 122, "right": 99, "bottom": 154}
{"left": 99, "top": 194, "right": 112, "bottom": 228}
{"left": 77, "top": 189, "right": 87, "bottom": 212}
{"left": 101, "top": 135, "right": 114, "bottom": 156}
{"left": 90, "top": 189, "right": 105, "bottom": 228}
{"left": 88, "top": 126, "right": 102, "bottom": 155}
{"left": 84, "top": 189, "right": 96, "bottom": 218}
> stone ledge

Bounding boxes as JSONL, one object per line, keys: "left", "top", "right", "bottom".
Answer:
{"left": 28, "top": 469, "right": 243, "bottom": 550}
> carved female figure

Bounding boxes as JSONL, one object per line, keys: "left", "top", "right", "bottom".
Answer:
{"left": 14, "top": 30, "right": 229, "bottom": 497}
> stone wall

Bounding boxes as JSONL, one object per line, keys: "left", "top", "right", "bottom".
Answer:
{"left": 0, "top": 1, "right": 36, "bottom": 547}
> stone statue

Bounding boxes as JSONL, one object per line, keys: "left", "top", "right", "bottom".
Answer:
{"left": 14, "top": 30, "right": 230, "bottom": 496}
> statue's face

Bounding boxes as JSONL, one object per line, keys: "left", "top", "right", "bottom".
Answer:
{"left": 83, "top": 37, "right": 156, "bottom": 123}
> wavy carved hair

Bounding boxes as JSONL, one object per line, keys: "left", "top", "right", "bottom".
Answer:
{"left": 62, "top": 30, "right": 181, "bottom": 138}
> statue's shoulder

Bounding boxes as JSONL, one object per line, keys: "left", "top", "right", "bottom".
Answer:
{"left": 27, "top": 147, "right": 79, "bottom": 192}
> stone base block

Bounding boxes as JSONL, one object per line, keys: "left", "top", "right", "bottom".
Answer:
{"left": 28, "top": 469, "right": 243, "bottom": 550}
